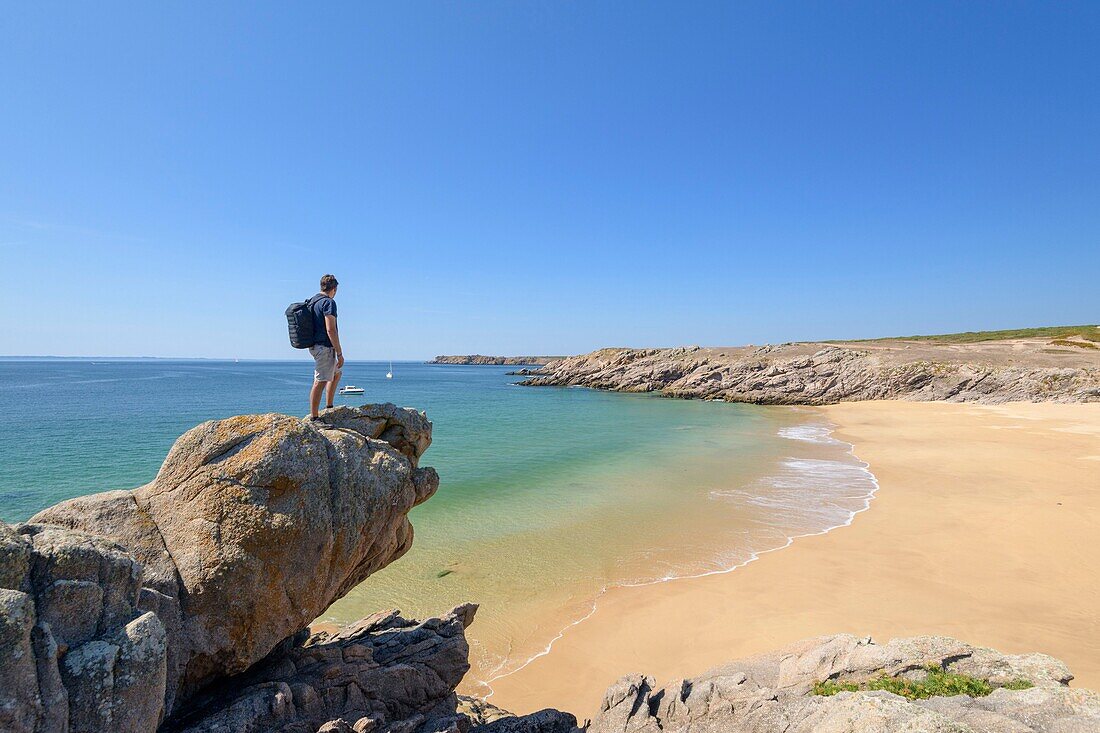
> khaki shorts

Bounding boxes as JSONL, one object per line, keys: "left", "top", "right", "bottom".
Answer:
{"left": 309, "top": 345, "right": 338, "bottom": 382}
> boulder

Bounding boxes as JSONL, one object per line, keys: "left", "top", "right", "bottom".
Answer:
{"left": 2, "top": 404, "right": 450, "bottom": 733}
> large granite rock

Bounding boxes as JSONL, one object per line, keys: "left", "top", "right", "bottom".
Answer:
{"left": 1, "top": 404, "right": 454, "bottom": 733}
{"left": 521, "top": 343, "right": 1100, "bottom": 404}
{"left": 589, "top": 634, "right": 1100, "bottom": 733}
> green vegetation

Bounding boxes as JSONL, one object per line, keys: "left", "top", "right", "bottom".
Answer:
{"left": 847, "top": 325, "right": 1100, "bottom": 344}
{"left": 812, "top": 665, "right": 1034, "bottom": 700}
{"left": 812, "top": 680, "right": 862, "bottom": 696}
{"left": 1049, "top": 338, "right": 1098, "bottom": 349}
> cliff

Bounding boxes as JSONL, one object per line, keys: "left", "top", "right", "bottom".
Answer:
{"left": 520, "top": 338, "right": 1100, "bottom": 404}
{"left": 429, "top": 356, "right": 564, "bottom": 366}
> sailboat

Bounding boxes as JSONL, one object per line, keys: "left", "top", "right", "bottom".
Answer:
{"left": 386, "top": 361, "right": 393, "bottom": 379}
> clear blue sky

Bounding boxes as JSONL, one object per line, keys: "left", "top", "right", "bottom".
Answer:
{"left": 2, "top": 2, "right": 1097, "bottom": 359}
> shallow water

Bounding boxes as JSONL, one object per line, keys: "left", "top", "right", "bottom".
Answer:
{"left": 0, "top": 359, "right": 875, "bottom": 691}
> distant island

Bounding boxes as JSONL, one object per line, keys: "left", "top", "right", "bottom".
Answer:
{"left": 428, "top": 355, "right": 565, "bottom": 366}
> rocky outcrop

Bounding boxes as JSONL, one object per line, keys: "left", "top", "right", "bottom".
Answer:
{"left": 467, "top": 710, "right": 580, "bottom": 733}
{"left": 521, "top": 343, "right": 1100, "bottom": 404}
{"left": 429, "top": 356, "right": 563, "bottom": 366}
{"left": 0, "top": 404, "right": 465, "bottom": 733}
{"left": 589, "top": 634, "right": 1100, "bottom": 733}
{"left": 457, "top": 698, "right": 578, "bottom": 733}
{"left": 0, "top": 523, "right": 167, "bottom": 733}
{"left": 458, "top": 697, "right": 578, "bottom": 733}
{"left": 166, "top": 606, "right": 477, "bottom": 733}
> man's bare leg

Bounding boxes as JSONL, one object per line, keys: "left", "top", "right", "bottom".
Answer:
{"left": 325, "top": 369, "right": 342, "bottom": 408}
{"left": 309, "top": 379, "right": 326, "bottom": 418}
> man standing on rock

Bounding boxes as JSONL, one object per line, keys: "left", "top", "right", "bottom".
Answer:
{"left": 309, "top": 274, "right": 344, "bottom": 418}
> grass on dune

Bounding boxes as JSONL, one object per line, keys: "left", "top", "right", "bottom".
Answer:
{"left": 848, "top": 325, "right": 1100, "bottom": 344}
{"left": 812, "top": 665, "right": 1034, "bottom": 700}
{"left": 1049, "top": 338, "right": 1098, "bottom": 349}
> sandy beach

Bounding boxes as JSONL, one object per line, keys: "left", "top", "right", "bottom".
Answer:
{"left": 484, "top": 401, "right": 1100, "bottom": 719}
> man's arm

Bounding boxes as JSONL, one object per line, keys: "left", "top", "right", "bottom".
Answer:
{"left": 325, "top": 314, "right": 344, "bottom": 368}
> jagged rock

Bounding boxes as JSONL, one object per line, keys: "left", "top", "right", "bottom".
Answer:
{"left": 0, "top": 525, "right": 167, "bottom": 733}
{"left": 165, "top": 605, "right": 477, "bottom": 733}
{"left": 0, "top": 587, "right": 40, "bottom": 732}
{"left": 521, "top": 342, "right": 1100, "bottom": 404}
{"left": 588, "top": 634, "right": 1100, "bottom": 733}
{"left": 1, "top": 404, "right": 455, "bottom": 733}
{"left": 458, "top": 696, "right": 515, "bottom": 726}
{"left": 468, "top": 709, "right": 580, "bottom": 733}
{"left": 458, "top": 696, "right": 579, "bottom": 733}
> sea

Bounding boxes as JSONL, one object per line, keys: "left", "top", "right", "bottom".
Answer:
{"left": 0, "top": 358, "right": 877, "bottom": 694}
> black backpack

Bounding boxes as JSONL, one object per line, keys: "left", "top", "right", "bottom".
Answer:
{"left": 285, "top": 295, "right": 322, "bottom": 349}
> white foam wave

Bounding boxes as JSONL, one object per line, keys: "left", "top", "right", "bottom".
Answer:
{"left": 710, "top": 455, "right": 877, "bottom": 533}
{"left": 777, "top": 424, "right": 841, "bottom": 445}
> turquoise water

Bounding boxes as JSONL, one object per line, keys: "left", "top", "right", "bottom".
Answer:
{"left": 0, "top": 358, "right": 876, "bottom": 690}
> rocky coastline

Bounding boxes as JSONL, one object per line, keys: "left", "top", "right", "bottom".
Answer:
{"left": 3, "top": 403, "right": 1098, "bottom": 732}
{"left": 429, "top": 356, "right": 563, "bottom": 366}
{"left": 519, "top": 339, "right": 1100, "bottom": 404}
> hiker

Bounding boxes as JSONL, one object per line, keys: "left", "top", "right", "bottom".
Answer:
{"left": 308, "top": 274, "right": 343, "bottom": 418}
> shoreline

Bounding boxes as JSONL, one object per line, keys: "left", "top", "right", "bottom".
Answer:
{"left": 474, "top": 418, "right": 880, "bottom": 698}
{"left": 462, "top": 409, "right": 880, "bottom": 700}
{"left": 482, "top": 400, "right": 1100, "bottom": 718}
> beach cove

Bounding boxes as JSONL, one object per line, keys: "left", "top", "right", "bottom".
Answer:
{"left": 0, "top": 359, "right": 881, "bottom": 701}
{"left": 484, "top": 400, "right": 1100, "bottom": 718}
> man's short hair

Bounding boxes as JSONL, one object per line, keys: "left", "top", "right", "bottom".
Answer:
{"left": 320, "top": 274, "right": 339, "bottom": 292}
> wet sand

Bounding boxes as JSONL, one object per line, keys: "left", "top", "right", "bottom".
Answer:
{"left": 484, "top": 401, "right": 1100, "bottom": 719}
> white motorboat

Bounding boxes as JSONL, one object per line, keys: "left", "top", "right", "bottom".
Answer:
{"left": 339, "top": 385, "right": 365, "bottom": 395}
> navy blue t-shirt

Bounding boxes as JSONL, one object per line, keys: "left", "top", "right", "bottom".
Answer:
{"left": 310, "top": 294, "right": 337, "bottom": 347}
